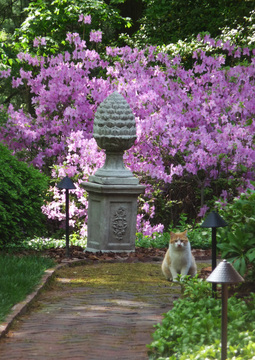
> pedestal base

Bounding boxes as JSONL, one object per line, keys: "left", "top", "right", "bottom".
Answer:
{"left": 82, "top": 182, "right": 145, "bottom": 253}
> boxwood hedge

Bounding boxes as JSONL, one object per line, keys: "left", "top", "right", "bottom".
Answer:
{"left": 0, "top": 143, "right": 49, "bottom": 247}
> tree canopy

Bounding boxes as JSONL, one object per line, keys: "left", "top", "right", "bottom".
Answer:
{"left": 135, "top": 0, "right": 255, "bottom": 46}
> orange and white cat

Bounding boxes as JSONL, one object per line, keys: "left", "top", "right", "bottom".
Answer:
{"left": 162, "top": 230, "right": 197, "bottom": 282}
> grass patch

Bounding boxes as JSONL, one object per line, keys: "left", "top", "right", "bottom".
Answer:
{"left": 0, "top": 254, "right": 55, "bottom": 322}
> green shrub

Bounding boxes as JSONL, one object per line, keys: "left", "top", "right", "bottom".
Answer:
{"left": 0, "top": 142, "right": 49, "bottom": 247}
{"left": 148, "top": 277, "right": 255, "bottom": 359}
{"left": 135, "top": 232, "right": 170, "bottom": 248}
{"left": 216, "top": 187, "right": 255, "bottom": 279}
{"left": 135, "top": 214, "right": 211, "bottom": 250}
{"left": 186, "top": 227, "right": 211, "bottom": 250}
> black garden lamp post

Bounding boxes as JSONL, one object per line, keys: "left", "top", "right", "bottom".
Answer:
{"left": 57, "top": 176, "right": 76, "bottom": 258}
{"left": 201, "top": 211, "right": 228, "bottom": 294}
{"left": 207, "top": 260, "right": 244, "bottom": 360}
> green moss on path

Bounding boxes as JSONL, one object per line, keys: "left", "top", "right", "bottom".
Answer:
{"left": 53, "top": 262, "right": 182, "bottom": 303}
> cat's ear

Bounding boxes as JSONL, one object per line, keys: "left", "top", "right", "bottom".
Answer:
{"left": 170, "top": 231, "right": 175, "bottom": 238}
{"left": 183, "top": 230, "right": 188, "bottom": 236}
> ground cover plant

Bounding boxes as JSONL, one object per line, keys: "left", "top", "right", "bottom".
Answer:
{"left": 148, "top": 277, "right": 255, "bottom": 360}
{"left": 0, "top": 18, "right": 254, "bottom": 240}
{"left": 0, "top": 254, "right": 55, "bottom": 322}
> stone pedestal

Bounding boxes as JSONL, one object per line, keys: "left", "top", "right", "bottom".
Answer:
{"left": 83, "top": 182, "right": 145, "bottom": 252}
{"left": 82, "top": 91, "right": 145, "bottom": 252}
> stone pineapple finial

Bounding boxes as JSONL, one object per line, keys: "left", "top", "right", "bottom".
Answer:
{"left": 92, "top": 91, "right": 138, "bottom": 184}
{"left": 93, "top": 91, "right": 137, "bottom": 151}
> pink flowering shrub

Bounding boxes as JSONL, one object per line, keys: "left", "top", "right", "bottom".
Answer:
{"left": 90, "top": 30, "right": 102, "bottom": 43}
{"left": 78, "top": 14, "right": 91, "bottom": 25}
{"left": 1, "top": 28, "right": 255, "bottom": 237}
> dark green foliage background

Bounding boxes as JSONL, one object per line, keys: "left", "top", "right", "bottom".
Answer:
{"left": 0, "top": 142, "right": 49, "bottom": 246}
{"left": 137, "top": 0, "right": 255, "bottom": 45}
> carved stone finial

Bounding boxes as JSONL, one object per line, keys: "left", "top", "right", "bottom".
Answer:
{"left": 93, "top": 91, "right": 137, "bottom": 152}
{"left": 92, "top": 91, "right": 138, "bottom": 184}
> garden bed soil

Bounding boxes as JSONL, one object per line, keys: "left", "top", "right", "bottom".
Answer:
{"left": 40, "top": 245, "right": 212, "bottom": 264}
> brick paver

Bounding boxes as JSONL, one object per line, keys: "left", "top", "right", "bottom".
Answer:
{"left": 0, "top": 261, "right": 181, "bottom": 360}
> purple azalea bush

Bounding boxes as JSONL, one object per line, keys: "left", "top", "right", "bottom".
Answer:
{"left": 1, "top": 21, "right": 255, "bottom": 238}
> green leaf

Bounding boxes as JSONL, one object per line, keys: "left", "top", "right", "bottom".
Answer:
{"left": 233, "top": 257, "right": 246, "bottom": 276}
{"left": 245, "top": 118, "right": 253, "bottom": 126}
{"left": 246, "top": 249, "right": 255, "bottom": 263}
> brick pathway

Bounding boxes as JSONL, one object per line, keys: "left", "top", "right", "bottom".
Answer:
{"left": 0, "top": 261, "right": 181, "bottom": 360}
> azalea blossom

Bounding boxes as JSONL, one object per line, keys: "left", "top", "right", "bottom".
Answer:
{"left": 89, "top": 30, "right": 102, "bottom": 43}
{"left": 78, "top": 14, "right": 91, "bottom": 24}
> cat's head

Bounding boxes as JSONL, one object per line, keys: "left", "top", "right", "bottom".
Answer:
{"left": 169, "top": 230, "right": 189, "bottom": 249}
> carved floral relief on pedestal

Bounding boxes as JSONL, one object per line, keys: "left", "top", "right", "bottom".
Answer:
{"left": 112, "top": 207, "right": 127, "bottom": 241}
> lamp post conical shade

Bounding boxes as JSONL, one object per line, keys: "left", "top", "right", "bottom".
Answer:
{"left": 201, "top": 211, "right": 228, "bottom": 228}
{"left": 57, "top": 176, "right": 76, "bottom": 190}
{"left": 207, "top": 259, "right": 244, "bottom": 284}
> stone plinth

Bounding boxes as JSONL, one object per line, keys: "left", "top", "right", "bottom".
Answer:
{"left": 82, "top": 91, "right": 145, "bottom": 252}
{"left": 83, "top": 182, "right": 145, "bottom": 252}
